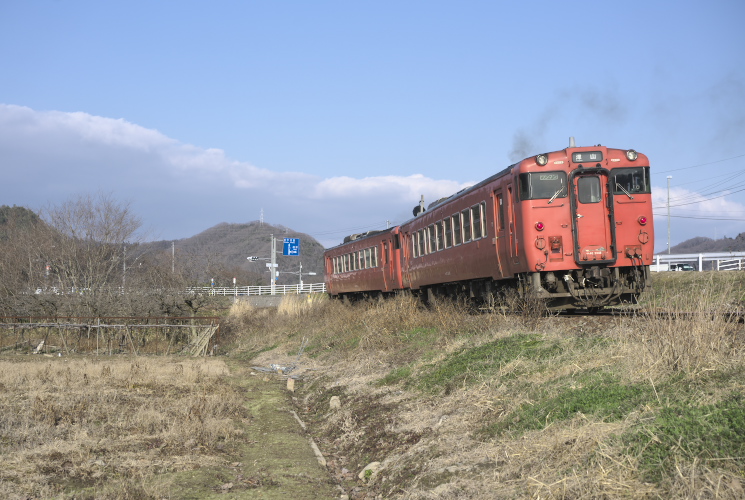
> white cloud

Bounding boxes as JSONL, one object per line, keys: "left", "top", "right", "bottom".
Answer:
{"left": 0, "top": 104, "right": 470, "bottom": 245}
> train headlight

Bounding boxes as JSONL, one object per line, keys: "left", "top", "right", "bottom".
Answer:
{"left": 638, "top": 216, "right": 647, "bottom": 225}
{"left": 626, "top": 149, "right": 638, "bottom": 161}
{"left": 535, "top": 154, "right": 548, "bottom": 166}
{"left": 535, "top": 222, "right": 545, "bottom": 231}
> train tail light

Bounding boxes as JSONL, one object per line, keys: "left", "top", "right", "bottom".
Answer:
{"left": 638, "top": 216, "right": 647, "bottom": 225}
{"left": 535, "top": 222, "right": 545, "bottom": 231}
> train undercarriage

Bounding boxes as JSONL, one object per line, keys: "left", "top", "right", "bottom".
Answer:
{"left": 410, "top": 264, "right": 649, "bottom": 311}
{"left": 332, "top": 265, "right": 649, "bottom": 312}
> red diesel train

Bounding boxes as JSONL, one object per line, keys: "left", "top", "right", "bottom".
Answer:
{"left": 324, "top": 143, "right": 654, "bottom": 310}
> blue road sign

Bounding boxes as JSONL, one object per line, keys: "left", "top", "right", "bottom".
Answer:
{"left": 283, "top": 238, "right": 300, "bottom": 256}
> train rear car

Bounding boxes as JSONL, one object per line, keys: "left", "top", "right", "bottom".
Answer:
{"left": 324, "top": 227, "right": 403, "bottom": 299}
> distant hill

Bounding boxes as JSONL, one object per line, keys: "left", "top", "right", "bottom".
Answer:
{"left": 670, "top": 232, "right": 745, "bottom": 254}
{"left": 140, "top": 221, "right": 326, "bottom": 286}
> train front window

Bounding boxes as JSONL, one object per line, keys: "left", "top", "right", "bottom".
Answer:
{"left": 611, "top": 167, "right": 650, "bottom": 195}
{"left": 518, "top": 171, "right": 568, "bottom": 200}
{"left": 578, "top": 176, "right": 602, "bottom": 204}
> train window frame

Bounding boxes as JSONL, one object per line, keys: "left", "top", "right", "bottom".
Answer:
{"left": 578, "top": 176, "right": 602, "bottom": 204}
{"left": 471, "top": 204, "right": 482, "bottom": 240}
{"left": 435, "top": 221, "right": 444, "bottom": 251}
{"left": 452, "top": 213, "right": 462, "bottom": 246}
{"left": 365, "top": 248, "right": 372, "bottom": 268}
{"left": 611, "top": 166, "right": 651, "bottom": 195}
{"left": 418, "top": 229, "right": 426, "bottom": 256}
{"left": 443, "top": 217, "right": 452, "bottom": 248}
{"left": 373, "top": 247, "right": 378, "bottom": 267}
{"left": 412, "top": 233, "right": 418, "bottom": 258}
{"left": 518, "top": 171, "right": 568, "bottom": 200}
{"left": 480, "top": 202, "right": 487, "bottom": 237}
{"left": 462, "top": 208, "right": 472, "bottom": 243}
{"left": 427, "top": 224, "right": 436, "bottom": 254}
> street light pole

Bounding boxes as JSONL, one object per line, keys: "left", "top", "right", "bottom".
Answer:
{"left": 667, "top": 176, "right": 672, "bottom": 254}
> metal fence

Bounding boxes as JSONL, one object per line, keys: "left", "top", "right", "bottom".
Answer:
{"left": 652, "top": 252, "right": 745, "bottom": 272}
{"left": 186, "top": 282, "right": 327, "bottom": 296}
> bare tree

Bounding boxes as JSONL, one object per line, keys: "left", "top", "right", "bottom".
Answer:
{"left": 42, "top": 192, "right": 143, "bottom": 294}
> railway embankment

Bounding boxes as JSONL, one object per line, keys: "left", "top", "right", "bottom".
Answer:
{"left": 228, "top": 272, "right": 745, "bottom": 498}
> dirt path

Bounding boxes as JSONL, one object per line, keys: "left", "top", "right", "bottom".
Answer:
{"left": 169, "top": 359, "right": 338, "bottom": 499}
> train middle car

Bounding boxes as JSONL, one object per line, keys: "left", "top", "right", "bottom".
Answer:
{"left": 324, "top": 144, "right": 654, "bottom": 309}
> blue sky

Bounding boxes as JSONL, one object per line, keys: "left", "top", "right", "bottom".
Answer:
{"left": 1, "top": 0, "right": 744, "bottom": 249}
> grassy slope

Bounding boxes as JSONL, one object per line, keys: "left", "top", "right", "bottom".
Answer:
{"left": 229, "top": 274, "right": 745, "bottom": 498}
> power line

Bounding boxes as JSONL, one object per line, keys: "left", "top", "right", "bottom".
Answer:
{"left": 656, "top": 153, "right": 745, "bottom": 174}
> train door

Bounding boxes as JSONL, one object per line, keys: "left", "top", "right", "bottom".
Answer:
{"left": 569, "top": 169, "right": 617, "bottom": 265}
{"left": 506, "top": 185, "right": 519, "bottom": 265}
{"left": 382, "top": 241, "right": 390, "bottom": 290}
{"left": 493, "top": 190, "right": 506, "bottom": 277}
{"left": 400, "top": 232, "right": 412, "bottom": 288}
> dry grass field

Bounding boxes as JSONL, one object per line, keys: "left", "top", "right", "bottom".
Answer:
{"left": 1, "top": 271, "right": 743, "bottom": 498}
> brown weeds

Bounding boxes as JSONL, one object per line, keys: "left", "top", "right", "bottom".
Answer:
{"left": 0, "top": 357, "right": 247, "bottom": 498}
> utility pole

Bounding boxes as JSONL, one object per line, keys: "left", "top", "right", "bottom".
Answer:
{"left": 270, "top": 234, "right": 277, "bottom": 295}
{"left": 667, "top": 176, "right": 672, "bottom": 254}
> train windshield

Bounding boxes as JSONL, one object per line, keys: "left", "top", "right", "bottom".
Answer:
{"left": 518, "top": 171, "right": 568, "bottom": 200}
{"left": 611, "top": 167, "right": 651, "bottom": 195}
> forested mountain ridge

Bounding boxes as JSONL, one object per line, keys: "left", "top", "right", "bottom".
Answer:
{"left": 670, "top": 232, "right": 745, "bottom": 254}
{"left": 140, "top": 221, "right": 325, "bottom": 287}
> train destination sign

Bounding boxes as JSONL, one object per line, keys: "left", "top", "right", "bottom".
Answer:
{"left": 571, "top": 151, "right": 603, "bottom": 163}
{"left": 283, "top": 238, "right": 300, "bottom": 256}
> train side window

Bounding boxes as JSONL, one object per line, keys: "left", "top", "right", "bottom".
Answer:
{"left": 452, "top": 213, "right": 462, "bottom": 245}
{"left": 418, "top": 229, "right": 426, "bottom": 256}
{"left": 578, "top": 176, "right": 602, "bottom": 204}
{"left": 374, "top": 247, "right": 378, "bottom": 267}
{"left": 496, "top": 194, "right": 505, "bottom": 231}
{"left": 435, "top": 221, "right": 444, "bottom": 250}
{"left": 359, "top": 251, "right": 365, "bottom": 269}
{"left": 365, "top": 248, "right": 371, "bottom": 268}
{"left": 393, "top": 233, "right": 400, "bottom": 250}
{"left": 471, "top": 204, "right": 482, "bottom": 240}
{"left": 462, "top": 209, "right": 472, "bottom": 243}
{"left": 480, "top": 202, "right": 487, "bottom": 237}
{"left": 443, "top": 218, "right": 452, "bottom": 248}
{"left": 427, "top": 224, "right": 435, "bottom": 254}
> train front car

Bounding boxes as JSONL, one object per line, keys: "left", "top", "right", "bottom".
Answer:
{"left": 517, "top": 146, "right": 653, "bottom": 309}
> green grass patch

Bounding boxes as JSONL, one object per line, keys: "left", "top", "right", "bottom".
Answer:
{"left": 622, "top": 393, "right": 745, "bottom": 483}
{"left": 480, "top": 371, "right": 653, "bottom": 438}
{"left": 377, "top": 365, "right": 413, "bottom": 386}
{"left": 415, "top": 333, "right": 564, "bottom": 394}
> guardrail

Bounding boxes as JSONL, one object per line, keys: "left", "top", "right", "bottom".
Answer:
{"left": 717, "top": 258, "right": 744, "bottom": 271}
{"left": 653, "top": 252, "right": 745, "bottom": 272}
{"left": 187, "top": 283, "right": 327, "bottom": 296}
